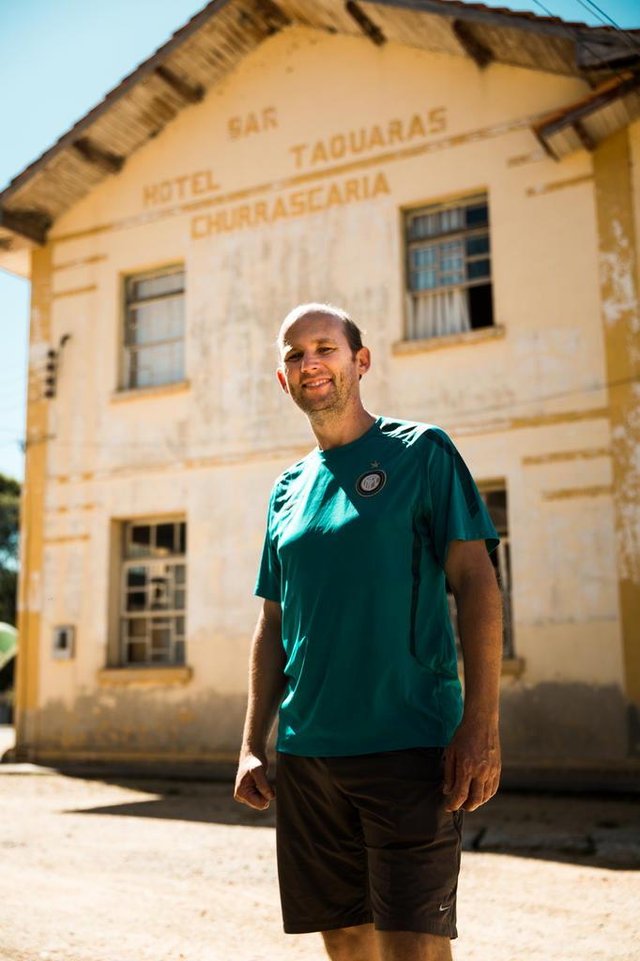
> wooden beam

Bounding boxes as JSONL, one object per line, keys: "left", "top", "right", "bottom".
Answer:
{"left": 0, "top": 207, "right": 51, "bottom": 245}
{"left": 367, "top": 0, "right": 619, "bottom": 41}
{"left": 573, "top": 119, "right": 596, "bottom": 152}
{"left": 72, "top": 137, "right": 125, "bottom": 174}
{"left": 535, "top": 74, "right": 640, "bottom": 141}
{"left": 575, "top": 36, "right": 640, "bottom": 71}
{"left": 154, "top": 65, "right": 205, "bottom": 104}
{"left": 252, "top": 0, "right": 292, "bottom": 34}
{"left": 345, "top": 1, "right": 386, "bottom": 46}
{"left": 452, "top": 19, "right": 494, "bottom": 68}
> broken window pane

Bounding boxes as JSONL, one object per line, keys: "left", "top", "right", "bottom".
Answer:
{"left": 156, "top": 523, "right": 175, "bottom": 556}
{"left": 129, "top": 525, "right": 151, "bottom": 558}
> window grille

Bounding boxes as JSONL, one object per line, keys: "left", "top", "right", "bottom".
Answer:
{"left": 120, "top": 520, "right": 187, "bottom": 666}
{"left": 405, "top": 194, "right": 493, "bottom": 340}
{"left": 123, "top": 266, "right": 185, "bottom": 389}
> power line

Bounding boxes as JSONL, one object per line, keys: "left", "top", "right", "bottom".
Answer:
{"left": 530, "top": 0, "right": 640, "bottom": 77}
{"left": 572, "top": 0, "right": 640, "bottom": 53}
{"left": 529, "top": 0, "right": 631, "bottom": 65}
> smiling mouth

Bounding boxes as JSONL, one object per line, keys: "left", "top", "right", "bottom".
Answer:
{"left": 302, "top": 378, "right": 332, "bottom": 390}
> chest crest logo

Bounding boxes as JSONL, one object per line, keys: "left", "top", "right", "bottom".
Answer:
{"left": 356, "top": 469, "right": 387, "bottom": 497}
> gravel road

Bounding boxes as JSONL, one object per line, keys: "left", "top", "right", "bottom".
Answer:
{"left": 0, "top": 764, "right": 638, "bottom": 961}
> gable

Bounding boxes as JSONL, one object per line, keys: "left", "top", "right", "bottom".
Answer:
{"left": 0, "top": 0, "right": 637, "bottom": 264}
{"left": 49, "top": 26, "right": 589, "bottom": 244}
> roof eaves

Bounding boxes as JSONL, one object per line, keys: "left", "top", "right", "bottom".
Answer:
{"left": 1, "top": 0, "right": 638, "bottom": 244}
{"left": 367, "top": 0, "right": 635, "bottom": 38}
{"left": 0, "top": 0, "right": 231, "bottom": 204}
{"left": 532, "top": 70, "right": 640, "bottom": 157}
{"left": 0, "top": 206, "right": 51, "bottom": 245}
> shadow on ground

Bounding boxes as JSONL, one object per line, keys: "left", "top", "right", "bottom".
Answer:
{"left": 66, "top": 780, "right": 276, "bottom": 828}
{"left": 58, "top": 769, "right": 640, "bottom": 871}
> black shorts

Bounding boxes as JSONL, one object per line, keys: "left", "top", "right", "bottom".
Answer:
{"left": 275, "top": 747, "right": 463, "bottom": 938}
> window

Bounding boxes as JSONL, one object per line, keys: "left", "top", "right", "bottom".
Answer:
{"left": 120, "top": 519, "right": 187, "bottom": 666}
{"left": 447, "top": 485, "right": 514, "bottom": 659}
{"left": 404, "top": 194, "right": 493, "bottom": 340}
{"left": 123, "top": 266, "right": 185, "bottom": 389}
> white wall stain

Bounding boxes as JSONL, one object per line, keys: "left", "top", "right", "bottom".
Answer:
{"left": 600, "top": 219, "right": 639, "bottom": 332}
{"left": 612, "top": 394, "right": 640, "bottom": 583}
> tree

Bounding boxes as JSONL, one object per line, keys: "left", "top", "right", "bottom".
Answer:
{"left": 0, "top": 474, "right": 20, "bottom": 626}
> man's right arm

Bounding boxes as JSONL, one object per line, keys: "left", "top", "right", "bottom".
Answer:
{"left": 234, "top": 598, "right": 286, "bottom": 810}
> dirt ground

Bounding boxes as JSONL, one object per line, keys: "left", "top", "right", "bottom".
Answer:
{"left": 0, "top": 759, "right": 639, "bottom": 961}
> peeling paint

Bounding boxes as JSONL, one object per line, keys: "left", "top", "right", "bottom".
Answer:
{"left": 611, "top": 400, "right": 640, "bottom": 583}
{"left": 593, "top": 128, "right": 640, "bottom": 712}
{"left": 600, "top": 219, "right": 639, "bottom": 332}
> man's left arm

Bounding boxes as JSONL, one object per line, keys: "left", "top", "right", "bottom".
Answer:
{"left": 442, "top": 538, "right": 503, "bottom": 813}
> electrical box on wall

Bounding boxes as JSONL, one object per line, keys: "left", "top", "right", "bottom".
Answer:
{"left": 52, "top": 625, "right": 75, "bottom": 660}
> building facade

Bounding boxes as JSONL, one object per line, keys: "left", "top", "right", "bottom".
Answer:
{"left": 1, "top": 0, "right": 639, "bottom": 775}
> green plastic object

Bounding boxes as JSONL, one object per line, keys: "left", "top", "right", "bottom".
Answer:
{"left": 0, "top": 623, "right": 17, "bottom": 672}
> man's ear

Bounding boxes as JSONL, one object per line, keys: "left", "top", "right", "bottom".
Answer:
{"left": 276, "top": 368, "right": 289, "bottom": 395}
{"left": 356, "top": 347, "right": 371, "bottom": 377}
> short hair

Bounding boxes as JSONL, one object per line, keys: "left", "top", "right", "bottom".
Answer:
{"left": 277, "top": 302, "right": 364, "bottom": 358}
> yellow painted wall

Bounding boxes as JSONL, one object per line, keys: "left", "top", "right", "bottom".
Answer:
{"left": 593, "top": 123, "right": 640, "bottom": 755}
{"left": 14, "top": 245, "right": 53, "bottom": 756}
{"left": 19, "top": 27, "right": 634, "bottom": 764}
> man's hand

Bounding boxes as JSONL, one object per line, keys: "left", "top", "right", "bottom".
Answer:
{"left": 234, "top": 751, "right": 275, "bottom": 811}
{"left": 442, "top": 717, "right": 501, "bottom": 812}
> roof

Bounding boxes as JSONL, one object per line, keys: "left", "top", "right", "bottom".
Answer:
{"left": 533, "top": 69, "right": 640, "bottom": 158}
{"left": 1, "top": 0, "right": 639, "bottom": 253}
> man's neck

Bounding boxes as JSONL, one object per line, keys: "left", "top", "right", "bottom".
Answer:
{"left": 310, "top": 405, "right": 376, "bottom": 451}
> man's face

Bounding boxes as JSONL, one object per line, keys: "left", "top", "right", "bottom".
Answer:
{"left": 277, "top": 313, "right": 369, "bottom": 416}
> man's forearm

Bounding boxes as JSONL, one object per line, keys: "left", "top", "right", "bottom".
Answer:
{"left": 455, "top": 568, "right": 503, "bottom": 721}
{"left": 241, "top": 602, "right": 287, "bottom": 754}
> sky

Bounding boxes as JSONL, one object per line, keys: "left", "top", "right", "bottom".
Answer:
{"left": 1, "top": 0, "right": 639, "bottom": 483}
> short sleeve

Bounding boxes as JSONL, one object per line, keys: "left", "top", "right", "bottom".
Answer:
{"left": 423, "top": 428, "right": 499, "bottom": 568}
{"left": 254, "top": 489, "right": 282, "bottom": 602}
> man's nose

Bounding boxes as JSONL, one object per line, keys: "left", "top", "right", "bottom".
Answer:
{"left": 300, "top": 352, "right": 320, "bottom": 372}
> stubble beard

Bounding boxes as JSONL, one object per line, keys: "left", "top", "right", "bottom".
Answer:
{"left": 291, "top": 372, "right": 355, "bottom": 425}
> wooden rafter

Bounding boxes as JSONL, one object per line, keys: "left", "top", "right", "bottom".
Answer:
{"left": 72, "top": 138, "right": 126, "bottom": 174}
{"left": 154, "top": 65, "right": 205, "bottom": 104}
{"left": 572, "top": 119, "right": 596, "bottom": 151}
{"left": 452, "top": 19, "right": 494, "bottom": 68}
{"left": 345, "top": 1, "right": 386, "bottom": 46}
{"left": 0, "top": 207, "right": 51, "bottom": 245}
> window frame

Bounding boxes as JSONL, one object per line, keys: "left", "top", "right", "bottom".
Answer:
{"left": 118, "top": 516, "right": 188, "bottom": 668}
{"left": 121, "top": 264, "right": 186, "bottom": 391}
{"left": 403, "top": 193, "right": 494, "bottom": 342}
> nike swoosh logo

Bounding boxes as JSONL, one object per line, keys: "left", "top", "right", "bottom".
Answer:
{"left": 438, "top": 904, "right": 450, "bottom": 912}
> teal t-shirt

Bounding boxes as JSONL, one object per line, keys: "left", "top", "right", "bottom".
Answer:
{"left": 255, "top": 416, "right": 499, "bottom": 757}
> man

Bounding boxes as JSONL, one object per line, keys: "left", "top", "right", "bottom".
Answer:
{"left": 234, "top": 303, "right": 502, "bottom": 961}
